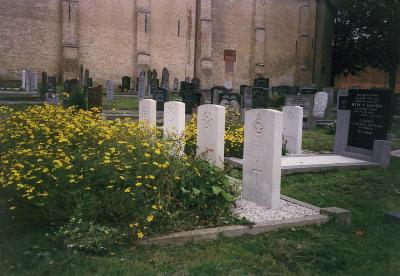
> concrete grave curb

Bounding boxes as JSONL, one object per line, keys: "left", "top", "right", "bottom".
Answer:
{"left": 136, "top": 195, "right": 331, "bottom": 247}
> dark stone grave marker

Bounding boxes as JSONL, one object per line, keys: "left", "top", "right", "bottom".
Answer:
{"left": 88, "top": 86, "right": 103, "bottom": 109}
{"left": 41, "top": 71, "right": 48, "bottom": 96}
{"left": 347, "top": 89, "right": 392, "bottom": 150}
{"left": 154, "top": 87, "right": 169, "bottom": 111}
{"left": 122, "top": 76, "right": 131, "bottom": 92}
{"left": 161, "top": 67, "right": 169, "bottom": 89}
{"left": 48, "top": 76, "right": 56, "bottom": 94}
{"left": 180, "top": 81, "right": 196, "bottom": 114}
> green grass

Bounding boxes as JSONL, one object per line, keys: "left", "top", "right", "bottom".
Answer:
{"left": 303, "top": 128, "right": 335, "bottom": 152}
{"left": 102, "top": 96, "right": 139, "bottom": 111}
{"left": 1, "top": 159, "right": 400, "bottom": 275}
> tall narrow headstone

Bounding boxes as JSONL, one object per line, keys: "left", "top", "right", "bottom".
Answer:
{"left": 139, "top": 99, "right": 157, "bottom": 127}
{"left": 21, "top": 70, "right": 27, "bottom": 90}
{"left": 283, "top": 106, "right": 303, "bottom": 155}
{"left": 138, "top": 71, "right": 146, "bottom": 99}
{"left": 161, "top": 67, "right": 169, "bottom": 89}
{"left": 164, "top": 101, "right": 185, "bottom": 137}
{"left": 242, "top": 109, "right": 283, "bottom": 210}
{"left": 87, "top": 86, "right": 103, "bottom": 109}
{"left": 146, "top": 69, "right": 152, "bottom": 95}
{"left": 122, "top": 76, "right": 131, "bottom": 92}
{"left": 48, "top": 76, "right": 56, "bottom": 94}
{"left": 196, "top": 104, "right": 226, "bottom": 168}
{"left": 313, "top": 91, "right": 329, "bottom": 118}
{"left": 84, "top": 69, "right": 90, "bottom": 88}
{"left": 173, "top": 78, "right": 179, "bottom": 92}
{"left": 25, "top": 70, "right": 31, "bottom": 92}
{"left": 106, "top": 80, "right": 114, "bottom": 101}
{"left": 41, "top": 72, "right": 48, "bottom": 96}
{"left": 30, "top": 72, "right": 38, "bottom": 92}
{"left": 79, "top": 65, "right": 84, "bottom": 87}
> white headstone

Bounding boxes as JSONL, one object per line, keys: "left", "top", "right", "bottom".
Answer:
{"left": 283, "top": 106, "right": 303, "bottom": 155}
{"left": 21, "top": 70, "right": 26, "bottom": 90}
{"left": 164, "top": 101, "right": 185, "bottom": 137}
{"left": 313, "top": 91, "right": 329, "bottom": 118}
{"left": 139, "top": 99, "right": 157, "bottom": 127}
{"left": 242, "top": 109, "right": 283, "bottom": 210}
{"left": 106, "top": 80, "right": 114, "bottom": 101}
{"left": 196, "top": 104, "right": 226, "bottom": 168}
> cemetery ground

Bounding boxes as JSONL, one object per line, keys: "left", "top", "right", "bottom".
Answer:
{"left": 1, "top": 159, "right": 400, "bottom": 275}
{"left": 0, "top": 105, "right": 399, "bottom": 275}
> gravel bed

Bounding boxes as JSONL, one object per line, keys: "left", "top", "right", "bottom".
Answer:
{"left": 234, "top": 198, "right": 319, "bottom": 223}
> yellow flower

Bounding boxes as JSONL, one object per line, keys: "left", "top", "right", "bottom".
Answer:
{"left": 107, "top": 185, "right": 113, "bottom": 189}
{"left": 119, "top": 176, "right": 125, "bottom": 180}
{"left": 175, "top": 176, "right": 181, "bottom": 180}
{"left": 147, "top": 215, "right": 154, "bottom": 222}
{"left": 9, "top": 206, "right": 16, "bottom": 210}
{"left": 124, "top": 187, "right": 131, "bottom": 193}
{"left": 135, "top": 182, "right": 142, "bottom": 187}
{"left": 154, "top": 148, "right": 161, "bottom": 155}
{"left": 148, "top": 175, "right": 155, "bottom": 180}
{"left": 136, "top": 176, "right": 142, "bottom": 179}
{"left": 144, "top": 153, "right": 151, "bottom": 158}
{"left": 151, "top": 205, "right": 157, "bottom": 210}
{"left": 137, "top": 231, "right": 144, "bottom": 239}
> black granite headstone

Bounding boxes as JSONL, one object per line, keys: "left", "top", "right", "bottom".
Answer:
{"left": 154, "top": 87, "right": 169, "bottom": 111}
{"left": 347, "top": 89, "right": 393, "bottom": 150}
{"left": 254, "top": 77, "right": 269, "bottom": 89}
{"left": 122, "top": 76, "right": 131, "bottom": 92}
{"left": 180, "top": 81, "right": 196, "bottom": 114}
{"left": 41, "top": 72, "right": 48, "bottom": 96}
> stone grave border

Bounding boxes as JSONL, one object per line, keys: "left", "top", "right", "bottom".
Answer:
{"left": 136, "top": 187, "right": 333, "bottom": 247}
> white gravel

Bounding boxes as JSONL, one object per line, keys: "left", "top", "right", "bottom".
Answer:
{"left": 234, "top": 198, "right": 319, "bottom": 223}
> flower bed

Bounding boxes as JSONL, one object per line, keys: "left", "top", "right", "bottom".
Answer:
{"left": 0, "top": 105, "right": 237, "bottom": 253}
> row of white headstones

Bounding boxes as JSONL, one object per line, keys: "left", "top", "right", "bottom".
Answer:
{"left": 139, "top": 99, "right": 304, "bottom": 210}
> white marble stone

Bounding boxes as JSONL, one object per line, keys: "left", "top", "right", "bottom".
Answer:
{"left": 283, "top": 106, "right": 303, "bottom": 155}
{"left": 164, "top": 101, "right": 185, "bottom": 137}
{"left": 139, "top": 99, "right": 156, "bottom": 127}
{"left": 313, "top": 91, "right": 329, "bottom": 118}
{"left": 196, "top": 104, "right": 225, "bottom": 168}
{"left": 242, "top": 109, "right": 283, "bottom": 210}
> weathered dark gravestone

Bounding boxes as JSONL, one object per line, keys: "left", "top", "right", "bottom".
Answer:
{"left": 79, "top": 65, "right": 84, "bottom": 87}
{"left": 122, "top": 76, "right": 131, "bottom": 92}
{"left": 147, "top": 69, "right": 152, "bottom": 95}
{"left": 48, "top": 76, "right": 56, "bottom": 94}
{"left": 161, "top": 67, "right": 169, "bottom": 89}
{"left": 253, "top": 87, "right": 269, "bottom": 108}
{"left": 211, "top": 86, "right": 227, "bottom": 105}
{"left": 138, "top": 71, "right": 146, "bottom": 99}
{"left": 30, "top": 72, "right": 38, "bottom": 92}
{"left": 300, "top": 85, "right": 318, "bottom": 94}
{"left": 219, "top": 91, "right": 241, "bottom": 112}
{"left": 84, "top": 69, "right": 90, "bottom": 88}
{"left": 87, "top": 78, "right": 93, "bottom": 88}
{"left": 191, "top": 78, "right": 200, "bottom": 90}
{"left": 41, "top": 72, "right": 48, "bottom": 96}
{"left": 88, "top": 86, "right": 103, "bottom": 109}
{"left": 150, "top": 78, "right": 159, "bottom": 96}
{"left": 240, "top": 85, "right": 253, "bottom": 109}
{"left": 180, "top": 81, "right": 196, "bottom": 114}
{"left": 254, "top": 77, "right": 269, "bottom": 89}
{"left": 347, "top": 89, "right": 392, "bottom": 150}
{"left": 106, "top": 80, "right": 114, "bottom": 101}
{"left": 285, "top": 94, "right": 315, "bottom": 129}
{"left": 154, "top": 87, "right": 169, "bottom": 111}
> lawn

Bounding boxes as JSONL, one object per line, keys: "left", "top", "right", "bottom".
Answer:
{"left": 303, "top": 128, "right": 335, "bottom": 153}
{"left": 1, "top": 158, "right": 399, "bottom": 275}
{"left": 102, "top": 96, "right": 139, "bottom": 111}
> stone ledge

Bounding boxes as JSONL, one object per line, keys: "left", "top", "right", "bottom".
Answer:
{"left": 136, "top": 214, "right": 329, "bottom": 247}
{"left": 320, "top": 207, "right": 351, "bottom": 224}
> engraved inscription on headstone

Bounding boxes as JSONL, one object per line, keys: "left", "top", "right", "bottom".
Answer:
{"left": 347, "top": 89, "right": 392, "bottom": 150}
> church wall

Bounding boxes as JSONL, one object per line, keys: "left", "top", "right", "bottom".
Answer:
{"left": 149, "top": 0, "right": 196, "bottom": 87}
{"left": 0, "top": 0, "right": 62, "bottom": 80}
{"left": 78, "top": 0, "right": 136, "bottom": 86}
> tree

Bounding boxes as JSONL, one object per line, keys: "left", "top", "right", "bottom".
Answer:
{"left": 332, "top": 0, "right": 400, "bottom": 90}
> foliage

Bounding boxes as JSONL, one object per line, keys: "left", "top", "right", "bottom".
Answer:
{"left": 1, "top": 159, "right": 400, "bottom": 274}
{"left": 0, "top": 105, "right": 236, "bottom": 252}
{"left": 332, "top": 0, "right": 400, "bottom": 88}
{"left": 63, "top": 87, "right": 86, "bottom": 110}
{"left": 185, "top": 111, "right": 288, "bottom": 158}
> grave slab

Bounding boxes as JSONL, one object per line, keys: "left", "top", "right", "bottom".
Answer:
{"left": 226, "top": 154, "right": 379, "bottom": 175}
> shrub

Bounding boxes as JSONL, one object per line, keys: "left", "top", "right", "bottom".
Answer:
{"left": 0, "top": 105, "right": 236, "bottom": 251}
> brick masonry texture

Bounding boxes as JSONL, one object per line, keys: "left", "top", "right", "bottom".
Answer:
{"left": 0, "top": 0, "right": 334, "bottom": 90}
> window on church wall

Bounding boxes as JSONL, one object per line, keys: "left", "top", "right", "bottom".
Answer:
{"left": 145, "top": 15, "right": 148, "bottom": 33}
{"left": 178, "top": 20, "right": 181, "bottom": 36}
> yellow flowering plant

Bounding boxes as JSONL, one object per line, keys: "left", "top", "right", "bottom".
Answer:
{"left": 0, "top": 105, "right": 237, "bottom": 253}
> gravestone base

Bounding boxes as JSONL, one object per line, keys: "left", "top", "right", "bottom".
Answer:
{"left": 372, "top": 140, "right": 392, "bottom": 168}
